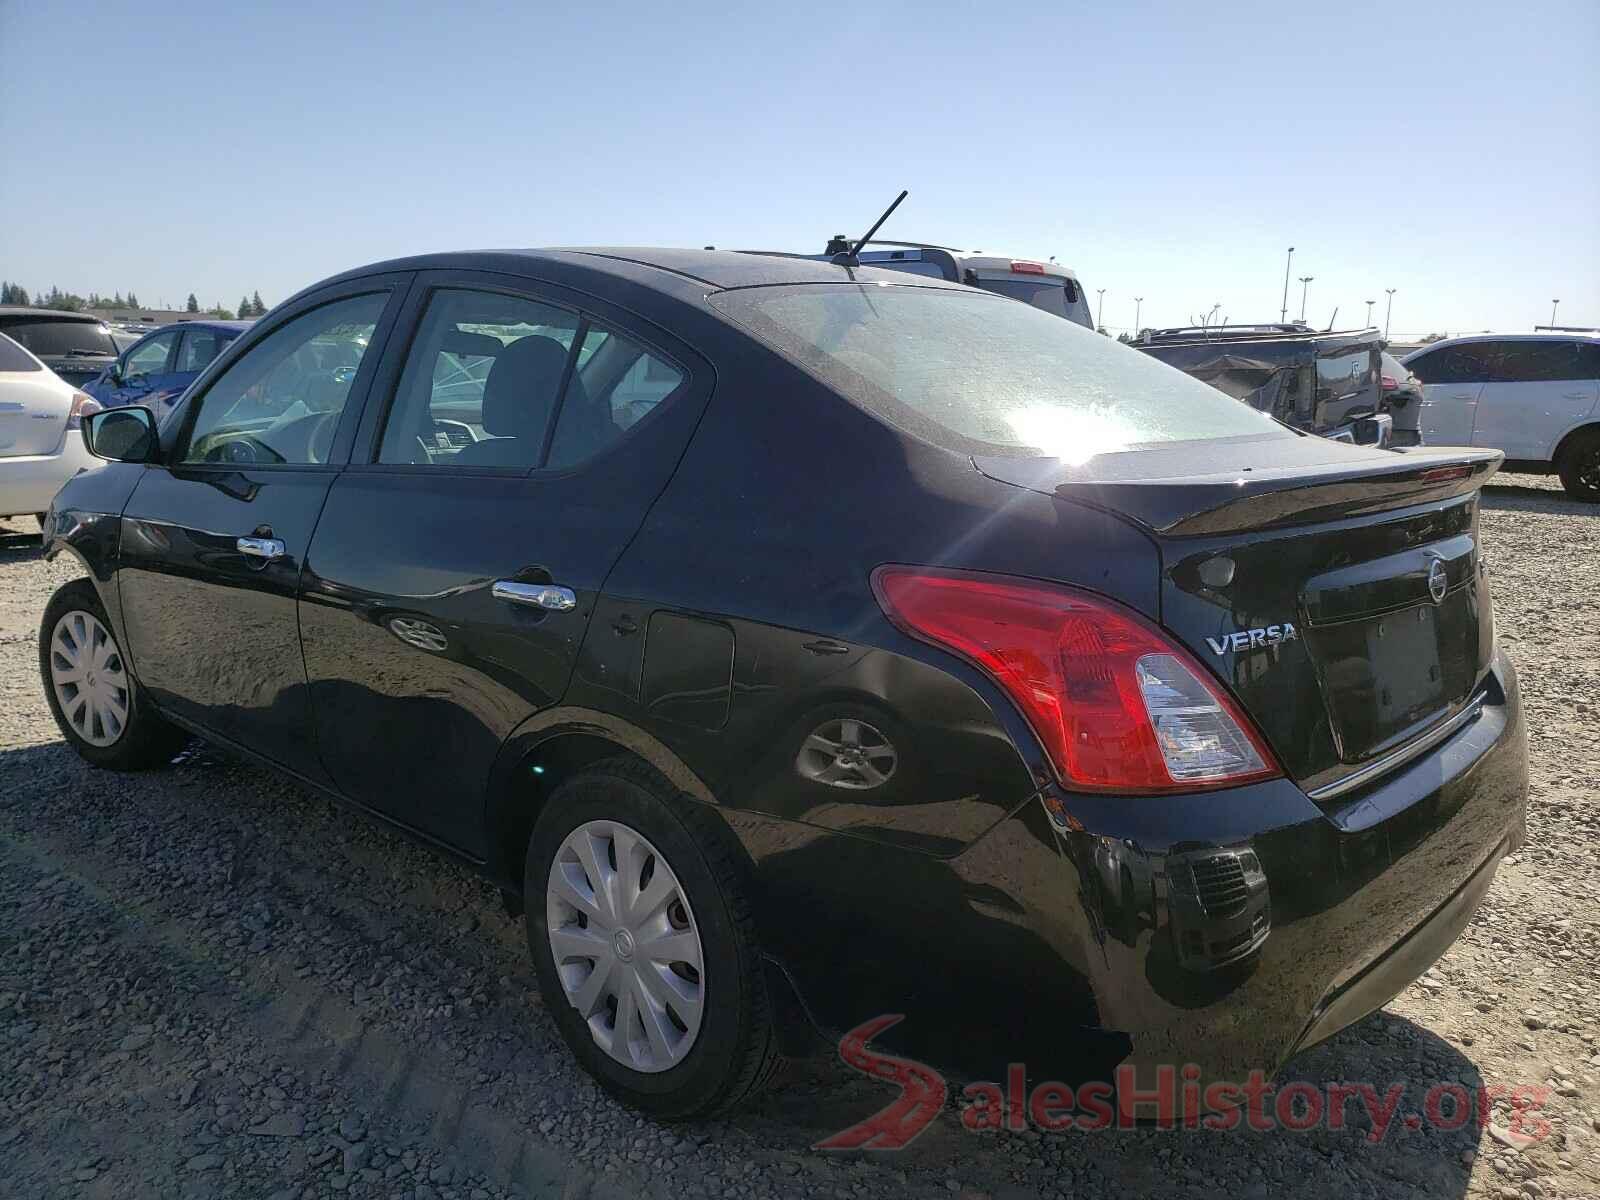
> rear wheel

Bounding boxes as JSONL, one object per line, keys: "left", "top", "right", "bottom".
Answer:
{"left": 39, "top": 579, "right": 186, "bottom": 769}
{"left": 1556, "top": 429, "right": 1600, "bottom": 501}
{"left": 524, "top": 757, "right": 781, "bottom": 1117}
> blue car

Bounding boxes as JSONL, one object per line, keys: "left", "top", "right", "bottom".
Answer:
{"left": 84, "top": 320, "right": 252, "bottom": 415}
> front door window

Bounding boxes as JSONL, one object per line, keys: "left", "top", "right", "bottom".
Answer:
{"left": 181, "top": 294, "right": 386, "bottom": 466}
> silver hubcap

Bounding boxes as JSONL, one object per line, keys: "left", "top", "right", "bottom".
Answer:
{"left": 545, "top": 820, "right": 705, "bottom": 1073}
{"left": 49, "top": 610, "right": 130, "bottom": 748}
{"left": 795, "top": 718, "right": 897, "bottom": 789}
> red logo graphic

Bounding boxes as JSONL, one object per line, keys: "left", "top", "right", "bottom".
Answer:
{"left": 814, "top": 1016, "right": 1554, "bottom": 1151}
{"left": 812, "top": 1015, "right": 948, "bottom": 1150}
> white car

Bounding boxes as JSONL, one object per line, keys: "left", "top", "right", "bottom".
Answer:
{"left": 0, "top": 331, "right": 101, "bottom": 523}
{"left": 1402, "top": 332, "right": 1600, "bottom": 500}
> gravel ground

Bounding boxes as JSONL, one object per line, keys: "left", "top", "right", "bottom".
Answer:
{"left": 1, "top": 476, "right": 1596, "bottom": 1200}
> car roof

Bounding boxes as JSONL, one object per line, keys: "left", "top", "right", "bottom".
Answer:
{"left": 1408, "top": 331, "right": 1600, "bottom": 351}
{"left": 1140, "top": 326, "right": 1378, "bottom": 351}
{"left": 309, "top": 247, "right": 973, "bottom": 299}
{"left": 753, "top": 245, "right": 1085, "bottom": 283}
{"left": 0, "top": 306, "right": 108, "bottom": 322}
{"left": 161, "top": 319, "right": 253, "bottom": 333}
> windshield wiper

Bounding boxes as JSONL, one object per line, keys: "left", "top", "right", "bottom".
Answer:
{"left": 60, "top": 349, "right": 114, "bottom": 357}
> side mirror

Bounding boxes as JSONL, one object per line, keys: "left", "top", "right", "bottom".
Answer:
{"left": 82, "top": 406, "right": 159, "bottom": 462}
{"left": 108, "top": 363, "right": 124, "bottom": 385}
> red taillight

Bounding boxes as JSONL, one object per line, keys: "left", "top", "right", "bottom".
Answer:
{"left": 1009, "top": 260, "right": 1047, "bottom": 275}
{"left": 871, "top": 566, "right": 1281, "bottom": 794}
{"left": 1381, "top": 374, "right": 1398, "bottom": 391}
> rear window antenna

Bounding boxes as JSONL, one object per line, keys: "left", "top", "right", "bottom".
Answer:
{"left": 829, "top": 190, "right": 909, "bottom": 267}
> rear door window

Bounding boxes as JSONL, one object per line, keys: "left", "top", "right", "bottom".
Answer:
{"left": 548, "top": 326, "right": 685, "bottom": 467}
{"left": 1494, "top": 340, "right": 1585, "bottom": 382}
{"left": 1576, "top": 342, "right": 1600, "bottom": 378}
{"left": 376, "top": 288, "right": 581, "bottom": 469}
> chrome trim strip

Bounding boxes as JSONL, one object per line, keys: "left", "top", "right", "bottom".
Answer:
{"left": 1307, "top": 694, "right": 1488, "bottom": 802}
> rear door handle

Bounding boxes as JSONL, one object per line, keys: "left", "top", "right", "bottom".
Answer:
{"left": 236, "top": 536, "right": 286, "bottom": 561}
{"left": 493, "top": 580, "right": 577, "bottom": 611}
{"left": 1562, "top": 391, "right": 1589, "bottom": 400}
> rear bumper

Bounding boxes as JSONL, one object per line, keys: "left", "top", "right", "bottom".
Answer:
{"left": 1291, "top": 825, "right": 1505, "bottom": 1054}
{"left": 0, "top": 431, "right": 97, "bottom": 518}
{"left": 797, "top": 651, "right": 1527, "bottom": 1088}
{"left": 1042, "top": 650, "right": 1525, "bottom": 1087}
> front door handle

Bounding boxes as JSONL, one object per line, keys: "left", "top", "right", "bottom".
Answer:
{"left": 237, "top": 536, "right": 286, "bottom": 561}
{"left": 493, "top": 580, "right": 577, "bottom": 611}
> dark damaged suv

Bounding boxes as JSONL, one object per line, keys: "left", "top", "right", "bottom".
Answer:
{"left": 42, "top": 250, "right": 1526, "bottom": 1118}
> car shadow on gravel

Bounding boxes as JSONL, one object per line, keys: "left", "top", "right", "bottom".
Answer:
{"left": 0, "top": 526, "right": 45, "bottom": 562}
{"left": 744, "top": 1009, "right": 1489, "bottom": 1196}
{"left": 0, "top": 734, "right": 1503, "bottom": 1199}
{"left": 1480, "top": 481, "right": 1598, "bottom": 517}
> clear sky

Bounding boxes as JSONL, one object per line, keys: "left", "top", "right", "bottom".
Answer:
{"left": 2, "top": 0, "right": 1595, "bottom": 336}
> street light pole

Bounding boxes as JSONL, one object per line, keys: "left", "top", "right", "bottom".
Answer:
{"left": 1280, "top": 247, "right": 1294, "bottom": 322}
{"left": 1133, "top": 296, "right": 1143, "bottom": 333}
{"left": 1298, "top": 276, "right": 1314, "bottom": 322}
{"left": 1384, "top": 288, "right": 1396, "bottom": 339}
{"left": 1365, "top": 299, "right": 1375, "bottom": 328}
{"left": 1096, "top": 288, "right": 1106, "bottom": 331}
{"left": 1551, "top": 299, "right": 1560, "bottom": 328}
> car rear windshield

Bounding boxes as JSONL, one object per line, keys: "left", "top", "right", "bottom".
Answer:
{"left": 0, "top": 316, "right": 116, "bottom": 357}
{"left": 975, "top": 277, "right": 1078, "bottom": 320}
{"left": 0, "top": 332, "right": 41, "bottom": 372}
{"left": 710, "top": 284, "right": 1285, "bottom": 458}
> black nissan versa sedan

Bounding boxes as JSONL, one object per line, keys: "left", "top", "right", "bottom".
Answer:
{"left": 39, "top": 249, "right": 1527, "bottom": 1119}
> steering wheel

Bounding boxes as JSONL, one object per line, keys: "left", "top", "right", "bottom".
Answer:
{"left": 209, "top": 437, "right": 265, "bottom": 465}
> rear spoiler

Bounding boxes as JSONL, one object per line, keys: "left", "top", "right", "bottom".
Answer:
{"left": 1061, "top": 451, "right": 1502, "bottom": 537}
{"left": 975, "top": 443, "right": 1503, "bottom": 538}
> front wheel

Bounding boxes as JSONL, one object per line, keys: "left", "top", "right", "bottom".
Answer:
{"left": 1557, "top": 429, "right": 1600, "bottom": 502}
{"left": 39, "top": 579, "right": 186, "bottom": 769}
{"left": 524, "top": 758, "right": 782, "bottom": 1118}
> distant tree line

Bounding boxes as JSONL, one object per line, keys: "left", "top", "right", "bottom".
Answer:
{"left": 2, "top": 281, "right": 268, "bottom": 319}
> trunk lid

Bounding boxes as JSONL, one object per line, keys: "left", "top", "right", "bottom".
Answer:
{"left": 0, "top": 375, "right": 72, "bottom": 459}
{"left": 976, "top": 435, "right": 1500, "bottom": 795}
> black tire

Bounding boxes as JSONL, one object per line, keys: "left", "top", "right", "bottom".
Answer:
{"left": 524, "top": 757, "right": 782, "bottom": 1118}
{"left": 1556, "top": 429, "right": 1600, "bottom": 502}
{"left": 39, "top": 578, "right": 186, "bottom": 770}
